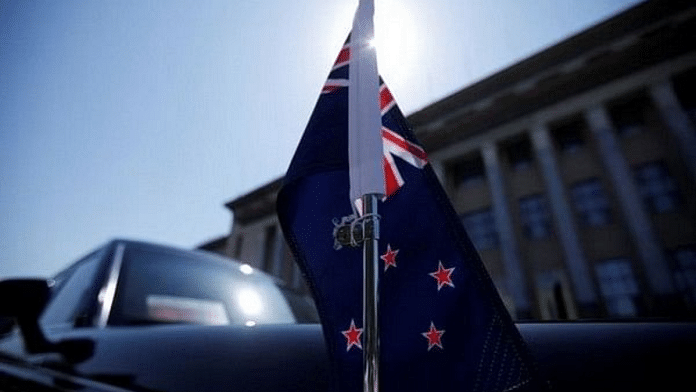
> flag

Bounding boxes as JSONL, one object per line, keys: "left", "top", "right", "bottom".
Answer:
{"left": 277, "top": 16, "right": 546, "bottom": 392}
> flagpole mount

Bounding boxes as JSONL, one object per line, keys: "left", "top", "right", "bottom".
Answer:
{"left": 332, "top": 210, "right": 380, "bottom": 249}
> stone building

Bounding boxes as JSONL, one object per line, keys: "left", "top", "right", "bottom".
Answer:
{"left": 218, "top": 0, "right": 696, "bottom": 320}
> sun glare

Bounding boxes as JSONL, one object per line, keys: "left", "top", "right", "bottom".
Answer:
{"left": 372, "top": 0, "right": 422, "bottom": 103}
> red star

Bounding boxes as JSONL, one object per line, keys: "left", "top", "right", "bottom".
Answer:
{"left": 429, "top": 261, "right": 455, "bottom": 291}
{"left": 421, "top": 321, "right": 445, "bottom": 351}
{"left": 380, "top": 244, "right": 399, "bottom": 271}
{"left": 341, "top": 319, "right": 363, "bottom": 352}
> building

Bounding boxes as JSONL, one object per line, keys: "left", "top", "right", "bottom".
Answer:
{"left": 219, "top": 0, "right": 696, "bottom": 320}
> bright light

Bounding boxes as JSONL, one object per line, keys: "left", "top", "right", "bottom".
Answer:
{"left": 245, "top": 320, "right": 257, "bottom": 327}
{"left": 239, "top": 264, "right": 253, "bottom": 275}
{"left": 237, "top": 288, "right": 263, "bottom": 316}
{"left": 372, "top": 0, "right": 422, "bottom": 99}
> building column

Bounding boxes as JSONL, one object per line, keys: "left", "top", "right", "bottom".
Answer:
{"left": 584, "top": 105, "right": 675, "bottom": 297}
{"left": 481, "top": 141, "right": 531, "bottom": 318}
{"left": 530, "top": 124, "right": 598, "bottom": 314}
{"left": 271, "top": 225, "right": 285, "bottom": 278}
{"left": 649, "top": 80, "right": 696, "bottom": 182}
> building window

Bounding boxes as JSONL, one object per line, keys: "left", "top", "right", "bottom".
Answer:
{"left": 673, "top": 246, "right": 696, "bottom": 306}
{"left": 535, "top": 270, "right": 575, "bottom": 320}
{"left": 461, "top": 208, "right": 498, "bottom": 251}
{"left": 570, "top": 178, "right": 611, "bottom": 227}
{"left": 609, "top": 94, "right": 651, "bottom": 138}
{"left": 596, "top": 259, "right": 640, "bottom": 318}
{"left": 504, "top": 136, "right": 533, "bottom": 170}
{"left": 450, "top": 155, "right": 485, "bottom": 188}
{"left": 634, "top": 161, "right": 680, "bottom": 213}
{"left": 519, "top": 194, "right": 552, "bottom": 239}
{"left": 551, "top": 119, "right": 586, "bottom": 152}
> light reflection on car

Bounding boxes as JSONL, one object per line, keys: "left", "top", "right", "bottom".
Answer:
{"left": 101, "top": 242, "right": 299, "bottom": 327}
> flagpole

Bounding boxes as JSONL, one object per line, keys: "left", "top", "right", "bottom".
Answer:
{"left": 347, "top": 0, "right": 381, "bottom": 389}
{"left": 362, "top": 193, "right": 380, "bottom": 392}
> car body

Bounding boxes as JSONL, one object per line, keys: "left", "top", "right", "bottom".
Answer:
{"left": 1, "top": 239, "right": 695, "bottom": 391}
{"left": 0, "top": 240, "right": 329, "bottom": 392}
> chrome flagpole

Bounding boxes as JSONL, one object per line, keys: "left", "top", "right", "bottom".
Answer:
{"left": 346, "top": 0, "right": 382, "bottom": 389}
{"left": 332, "top": 197, "right": 381, "bottom": 391}
{"left": 362, "top": 193, "right": 380, "bottom": 392}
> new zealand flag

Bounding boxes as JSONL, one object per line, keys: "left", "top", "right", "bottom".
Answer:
{"left": 277, "top": 36, "right": 546, "bottom": 392}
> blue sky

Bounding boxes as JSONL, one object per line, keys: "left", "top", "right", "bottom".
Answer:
{"left": 0, "top": 0, "right": 642, "bottom": 278}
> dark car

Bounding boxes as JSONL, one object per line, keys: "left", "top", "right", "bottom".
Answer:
{"left": 1, "top": 240, "right": 695, "bottom": 392}
{"left": 0, "top": 240, "right": 329, "bottom": 392}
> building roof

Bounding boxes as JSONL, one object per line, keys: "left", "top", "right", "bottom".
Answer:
{"left": 409, "top": 0, "right": 696, "bottom": 151}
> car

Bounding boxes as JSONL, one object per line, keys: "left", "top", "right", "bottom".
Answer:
{"left": 1, "top": 239, "right": 695, "bottom": 392}
{"left": 0, "top": 239, "right": 329, "bottom": 392}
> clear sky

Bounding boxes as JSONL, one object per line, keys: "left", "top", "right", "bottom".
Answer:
{"left": 0, "top": 0, "right": 643, "bottom": 278}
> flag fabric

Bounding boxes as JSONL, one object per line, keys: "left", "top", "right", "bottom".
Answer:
{"left": 277, "top": 31, "right": 546, "bottom": 392}
{"left": 348, "top": 0, "right": 384, "bottom": 203}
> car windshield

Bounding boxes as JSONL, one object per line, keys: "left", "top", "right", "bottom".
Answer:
{"left": 108, "top": 244, "right": 297, "bottom": 327}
